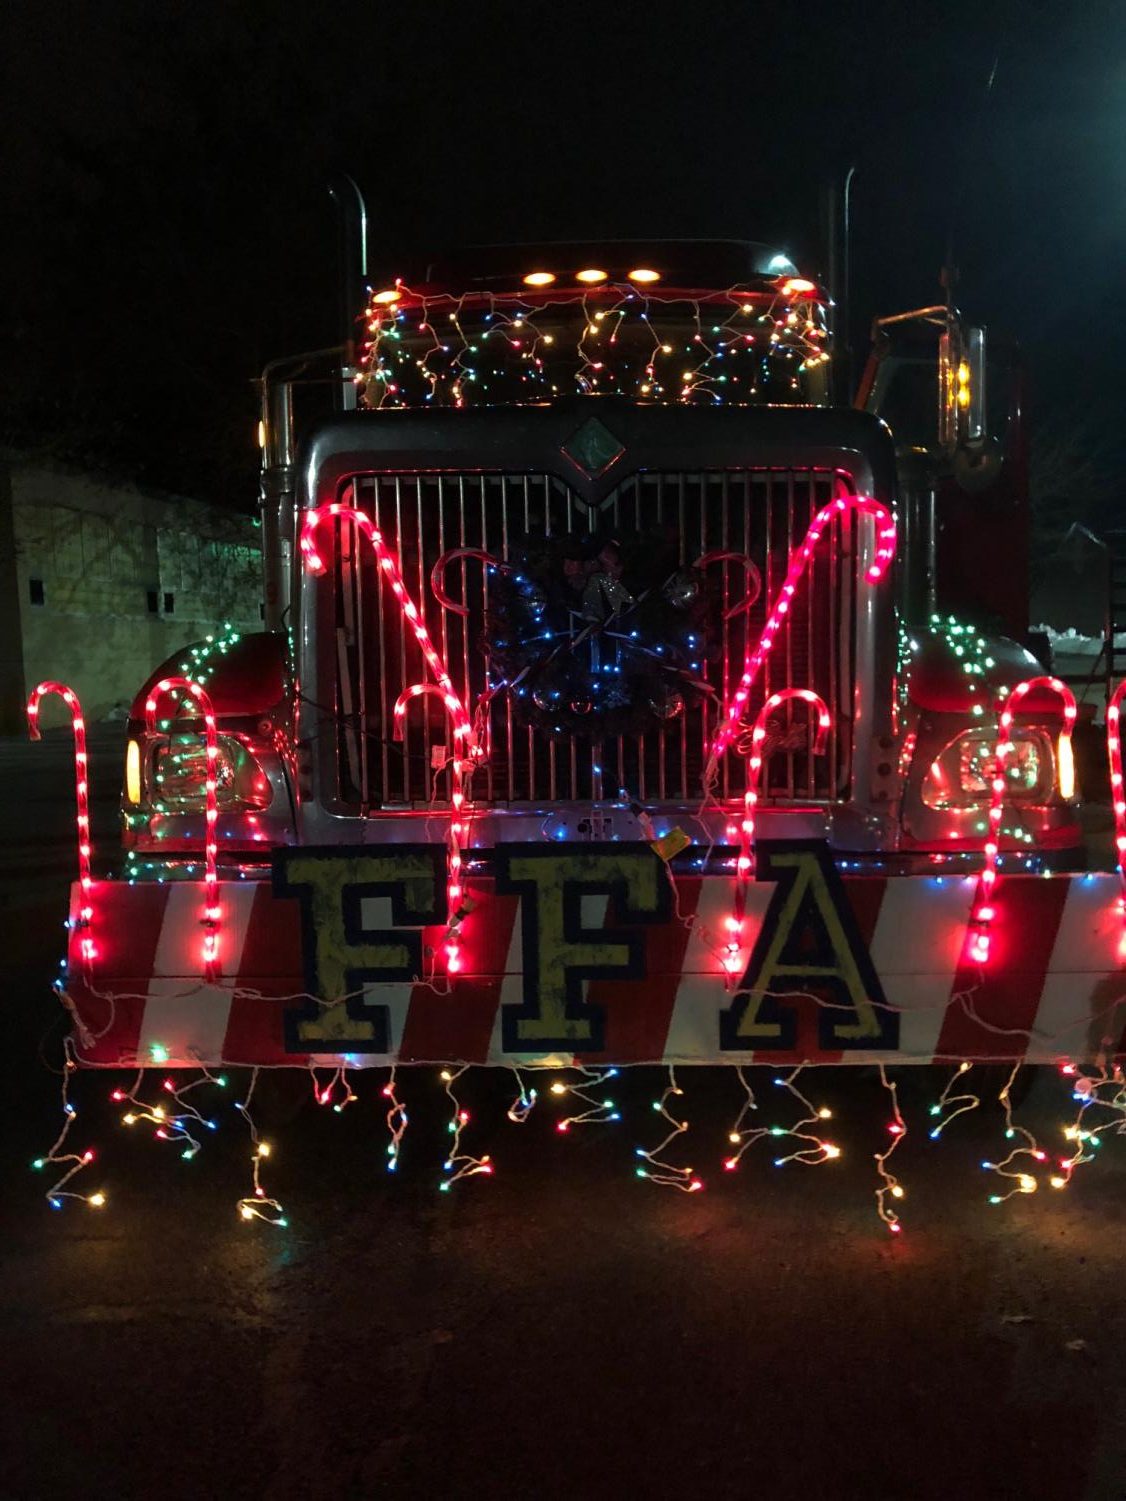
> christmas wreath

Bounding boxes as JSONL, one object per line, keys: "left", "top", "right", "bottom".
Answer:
{"left": 485, "top": 530, "right": 719, "bottom": 738}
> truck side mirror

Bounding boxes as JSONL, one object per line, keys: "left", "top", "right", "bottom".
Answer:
{"left": 938, "top": 323, "right": 986, "bottom": 452}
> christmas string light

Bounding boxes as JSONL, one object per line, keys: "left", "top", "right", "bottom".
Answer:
{"left": 927, "top": 1061, "right": 980, "bottom": 1140}
{"left": 634, "top": 1066, "right": 703, "bottom": 1192}
{"left": 234, "top": 1069, "right": 287, "bottom": 1226}
{"left": 26, "top": 681, "right": 95, "bottom": 970}
{"left": 359, "top": 280, "right": 831, "bottom": 410}
{"left": 764, "top": 1066, "right": 842, "bottom": 1169}
{"left": 301, "top": 502, "right": 478, "bottom": 974}
{"left": 312, "top": 1065, "right": 358, "bottom": 1113}
{"left": 31, "top": 1045, "right": 105, "bottom": 1211}
{"left": 705, "top": 494, "right": 895, "bottom": 780}
{"left": 874, "top": 1063, "right": 906, "bottom": 1234}
{"left": 143, "top": 677, "right": 222, "bottom": 977}
{"left": 722, "top": 688, "right": 830, "bottom": 980}
{"left": 723, "top": 1066, "right": 773, "bottom": 1171}
{"left": 506, "top": 1067, "right": 538, "bottom": 1124}
{"left": 982, "top": 1062, "right": 1048, "bottom": 1204}
{"left": 968, "top": 677, "right": 1076, "bottom": 965}
{"left": 548, "top": 1067, "right": 621, "bottom": 1132}
{"left": 112, "top": 1067, "right": 227, "bottom": 1159}
{"left": 382, "top": 1067, "right": 409, "bottom": 1172}
{"left": 438, "top": 1067, "right": 493, "bottom": 1189}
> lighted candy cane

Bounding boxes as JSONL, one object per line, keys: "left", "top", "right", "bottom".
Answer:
{"left": 27, "top": 682, "right": 95, "bottom": 968}
{"left": 301, "top": 503, "right": 478, "bottom": 973}
{"left": 706, "top": 493, "right": 895, "bottom": 779}
{"left": 394, "top": 683, "right": 472, "bottom": 973}
{"left": 722, "top": 688, "right": 830, "bottom": 978}
{"left": 1106, "top": 678, "right": 1126, "bottom": 942}
{"left": 144, "top": 678, "right": 221, "bottom": 977}
{"left": 968, "top": 676, "right": 1076, "bottom": 965}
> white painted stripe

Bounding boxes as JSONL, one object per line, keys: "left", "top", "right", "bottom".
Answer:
{"left": 1030, "top": 874, "right": 1126, "bottom": 1063}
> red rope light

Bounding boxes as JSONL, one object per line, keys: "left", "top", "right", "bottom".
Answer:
{"left": 27, "top": 681, "right": 95, "bottom": 967}
{"left": 301, "top": 503, "right": 478, "bottom": 974}
{"left": 144, "top": 678, "right": 221, "bottom": 978}
{"left": 723, "top": 688, "right": 830, "bottom": 978}
{"left": 968, "top": 676, "right": 1076, "bottom": 965}
{"left": 706, "top": 493, "right": 895, "bottom": 779}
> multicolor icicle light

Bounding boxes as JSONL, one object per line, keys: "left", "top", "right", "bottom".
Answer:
{"left": 301, "top": 502, "right": 478, "bottom": 974}
{"left": 968, "top": 676, "right": 1076, "bottom": 965}
{"left": 27, "top": 682, "right": 95, "bottom": 969}
{"left": 705, "top": 493, "right": 895, "bottom": 779}
{"left": 143, "top": 678, "right": 222, "bottom": 977}
{"left": 723, "top": 688, "right": 830, "bottom": 979}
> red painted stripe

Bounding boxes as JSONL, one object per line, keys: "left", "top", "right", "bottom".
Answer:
{"left": 936, "top": 874, "right": 1072, "bottom": 1060}
{"left": 399, "top": 889, "right": 520, "bottom": 1063}
{"left": 582, "top": 879, "right": 703, "bottom": 1064}
{"left": 235, "top": 883, "right": 304, "bottom": 979}
{"left": 223, "top": 979, "right": 312, "bottom": 1067}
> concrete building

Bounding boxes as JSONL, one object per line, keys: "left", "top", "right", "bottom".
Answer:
{"left": 0, "top": 457, "right": 262, "bottom": 731}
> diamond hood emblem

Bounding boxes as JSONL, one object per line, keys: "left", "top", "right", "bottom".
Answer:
{"left": 560, "top": 415, "right": 625, "bottom": 479}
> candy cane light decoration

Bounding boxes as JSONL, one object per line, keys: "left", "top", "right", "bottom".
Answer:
{"left": 706, "top": 493, "right": 895, "bottom": 781}
{"left": 394, "top": 684, "right": 472, "bottom": 973}
{"left": 27, "top": 682, "right": 95, "bottom": 967}
{"left": 1106, "top": 679, "right": 1126, "bottom": 947}
{"left": 723, "top": 688, "right": 830, "bottom": 978}
{"left": 968, "top": 676, "right": 1076, "bottom": 966}
{"left": 144, "top": 678, "right": 222, "bottom": 977}
{"left": 302, "top": 503, "right": 478, "bottom": 974}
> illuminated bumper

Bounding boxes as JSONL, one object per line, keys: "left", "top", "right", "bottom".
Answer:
{"left": 60, "top": 843, "right": 1126, "bottom": 1068}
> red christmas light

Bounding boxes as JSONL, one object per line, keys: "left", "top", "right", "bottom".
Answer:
{"left": 706, "top": 492, "right": 894, "bottom": 776}
{"left": 27, "top": 681, "right": 95, "bottom": 967}
{"left": 723, "top": 687, "right": 830, "bottom": 978}
{"left": 301, "top": 503, "right": 479, "bottom": 974}
{"left": 1107, "top": 679, "right": 1126, "bottom": 942}
{"left": 144, "top": 678, "right": 222, "bottom": 978}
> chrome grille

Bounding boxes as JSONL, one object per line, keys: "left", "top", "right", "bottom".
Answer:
{"left": 328, "top": 469, "right": 858, "bottom": 808}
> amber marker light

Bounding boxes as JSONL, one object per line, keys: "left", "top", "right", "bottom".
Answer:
{"left": 575, "top": 268, "right": 608, "bottom": 284}
{"left": 523, "top": 271, "right": 556, "bottom": 287}
{"left": 780, "top": 277, "right": 817, "bottom": 296}
{"left": 372, "top": 288, "right": 401, "bottom": 305}
{"left": 125, "top": 739, "right": 141, "bottom": 805}
{"left": 628, "top": 268, "right": 661, "bottom": 284}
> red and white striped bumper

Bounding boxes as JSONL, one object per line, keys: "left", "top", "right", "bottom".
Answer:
{"left": 62, "top": 846, "right": 1126, "bottom": 1069}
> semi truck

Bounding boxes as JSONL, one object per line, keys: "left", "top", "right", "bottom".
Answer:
{"left": 119, "top": 237, "right": 1081, "bottom": 881}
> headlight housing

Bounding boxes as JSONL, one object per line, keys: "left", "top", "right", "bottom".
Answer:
{"left": 148, "top": 733, "right": 273, "bottom": 812}
{"left": 921, "top": 727, "right": 1054, "bottom": 810}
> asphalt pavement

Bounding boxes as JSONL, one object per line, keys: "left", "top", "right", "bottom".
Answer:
{"left": 3, "top": 729, "right": 1125, "bottom": 1501}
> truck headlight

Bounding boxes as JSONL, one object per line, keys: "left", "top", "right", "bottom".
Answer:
{"left": 920, "top": 727, "right": 1053, "bottom": 810}
{"left": 148, "top": 733, "right": 273, "bottom": 812}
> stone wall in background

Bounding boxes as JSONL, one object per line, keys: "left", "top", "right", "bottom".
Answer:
{"left": 0, "top": 458, "right": 262, "bottom": 729}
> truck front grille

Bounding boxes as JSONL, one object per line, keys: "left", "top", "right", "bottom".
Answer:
{"left": 327, "top": 469, "right": 859, "bottom": 808}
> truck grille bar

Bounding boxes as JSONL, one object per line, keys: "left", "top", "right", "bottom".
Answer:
{"left": 329, "top": 469, "right": 858, "bottom": 809}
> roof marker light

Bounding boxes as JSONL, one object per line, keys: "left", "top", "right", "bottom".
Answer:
{"left": 523, "top": 271, "right": 556, "bottom": 287}
{"left": 780, "top": 277, "right": 816, "bottom": 297}
{"left": 628, "top": 268, "right": 661, "bottom": 284}
{"left": 372, "top": 288, "right": 401, "bottom": 305}
{"left": 575, "top": 268, "right": 608, "bottom": 284}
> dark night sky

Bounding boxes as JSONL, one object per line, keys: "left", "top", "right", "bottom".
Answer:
{"left": 3, "top": 0, "right": 1122, "bottom": 505}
